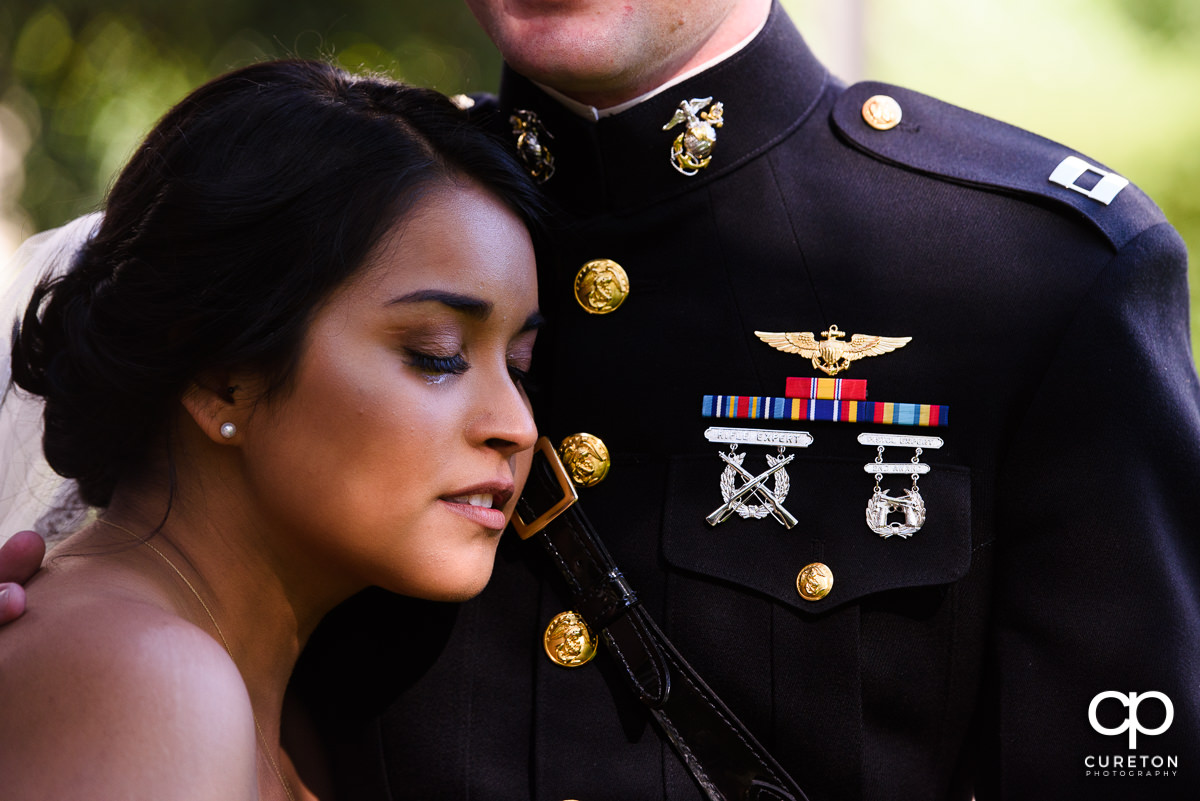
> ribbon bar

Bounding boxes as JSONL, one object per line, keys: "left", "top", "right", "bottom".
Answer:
{"left": 784, "top": 377, "right": 867, "bottom": 400}
{"left": 702, "top": 395, "right": 949, "bottom": 427}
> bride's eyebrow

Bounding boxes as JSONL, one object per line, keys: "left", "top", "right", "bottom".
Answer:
{"left": 387, "top": 290, "right": 491, "bottom": 319}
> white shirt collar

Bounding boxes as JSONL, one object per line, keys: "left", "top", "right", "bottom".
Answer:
{"left": 532, "top": 14, "right": 768, "bottom": 121}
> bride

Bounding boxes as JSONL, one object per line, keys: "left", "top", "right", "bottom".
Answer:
{"left": 0, "top": 59, "right": 542, "bottom": 799}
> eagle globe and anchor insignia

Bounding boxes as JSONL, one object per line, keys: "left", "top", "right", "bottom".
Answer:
{"left": 543, "top": 611, "right": 597, "bottom": 668}
{"left": 754, "top": 325, "right": 911, "bottom": 376}
{"left": 663, "top": 97, "right": 725, "bottom": 176}
{"left": 509, "top": 109, "right": 555, "bottom": 184}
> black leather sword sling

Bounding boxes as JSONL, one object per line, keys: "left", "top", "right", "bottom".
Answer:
{"left": 512, "top": 437, "right": 809, "bottom": 801}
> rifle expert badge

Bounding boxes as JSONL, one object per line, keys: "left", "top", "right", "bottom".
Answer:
{"left": 703, "top": 427, "right": 812, "bottom": 529}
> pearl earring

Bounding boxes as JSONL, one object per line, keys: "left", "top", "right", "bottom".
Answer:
{"left": 219, "top": 422, "right": 237, "bottom": 439}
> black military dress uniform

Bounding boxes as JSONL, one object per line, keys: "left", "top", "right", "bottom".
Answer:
{"left": 303, "top": 4, "right": 1200, "bottom": 800}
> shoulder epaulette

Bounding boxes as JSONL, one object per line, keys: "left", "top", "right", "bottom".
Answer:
{"left": 831, "top": 81, "right": 1167, "bottom": 251}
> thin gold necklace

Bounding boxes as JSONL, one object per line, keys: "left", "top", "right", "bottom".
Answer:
{"left": 96, "top": 518, "right": 298, "bottom": 801}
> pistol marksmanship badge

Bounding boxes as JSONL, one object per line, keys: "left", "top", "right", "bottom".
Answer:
{"left": 859, "top": 432, "right": 942, "bottom": 538}
{"left": 510, "top": 109, "right": 555, "bottom": 184}
{"left": 663, "top": 97, "right": 724, "bottom": 176}
{"left": 704, "top": 427, "right": 811, "bottom": 529}
{"left": 754, "top": 325, "right": 911, "bottom": 376}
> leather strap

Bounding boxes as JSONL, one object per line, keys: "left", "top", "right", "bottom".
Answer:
{"left": 514, "top": 438, "right": 809, "bottom": 801}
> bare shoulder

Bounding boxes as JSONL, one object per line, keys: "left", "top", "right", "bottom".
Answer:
{"left": 0, "top": 576, "right": 259, "bottom": 800}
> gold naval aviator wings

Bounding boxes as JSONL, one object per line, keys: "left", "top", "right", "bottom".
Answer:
{"left": 754, "top": 324, "right": 911, "bottom": 376}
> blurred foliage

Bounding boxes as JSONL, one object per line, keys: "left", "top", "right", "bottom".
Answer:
{"left": 4, "top": 0, "right": 1200, "bottom": 362}
{"left": 1109, "top": 0, "right": 1200, "bottom": 42}
{"left": 0, "top": 0, "right": 500, "bottom": 231}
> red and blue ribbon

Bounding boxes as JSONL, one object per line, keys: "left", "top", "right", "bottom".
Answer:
{"left": 702, "top": 395, "right": 948, "bottom": 427}
{"left": 783, "top": 377, "right": 868, "bottom": 400}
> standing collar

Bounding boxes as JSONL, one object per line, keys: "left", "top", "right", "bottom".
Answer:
{"left": 497, "top": 1, "right": 830, "bottom": 214}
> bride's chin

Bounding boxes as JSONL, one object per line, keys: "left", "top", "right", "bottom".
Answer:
{"left": 436, "top": 582, "right": 493, "bottom": 604}
{"left": 407, "top": 575, "right": 495, "bottom": 604}
{"left": 379, "top": 553, "right": 499, "bottom": 604}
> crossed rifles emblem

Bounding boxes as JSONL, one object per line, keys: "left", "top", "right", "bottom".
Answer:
{"left": 704, "top": 428, "right": 811, "bottom": 529}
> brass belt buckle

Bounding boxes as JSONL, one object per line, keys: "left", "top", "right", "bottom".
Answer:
{"left": 511, "top": 436, "right": 579, "bottom": 539}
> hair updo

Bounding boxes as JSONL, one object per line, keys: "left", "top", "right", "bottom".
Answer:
{"left": 10, "top": 59, "right": 541, "bottom": 508}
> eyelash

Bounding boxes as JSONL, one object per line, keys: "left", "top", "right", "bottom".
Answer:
{"left": 507, "top": 365, "right": 531, "bottom": 386}
{"left": 407, "top": 350, "right": 531, "bottom": 387}
{"left": 408, "top": 351, "right": 469, "bottom": 376}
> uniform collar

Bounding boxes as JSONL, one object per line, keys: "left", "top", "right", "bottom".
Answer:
{"left": 531, "top": 12, "right": 769, "bottom": 121}
{"left": 497, "top": 1, "right": 830, "bottom": 215}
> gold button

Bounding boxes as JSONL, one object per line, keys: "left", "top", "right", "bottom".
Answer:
{"left": 796, "top": 563, "right": 833, "bottom": 601}
{"left": 544, "top": 611, "right": 597, "bottom": 667}
{"left": 559, "top": 433, "right": 611, "bottom": 487}
{"left": 861, "top": 95, "right": 902, "bottom": 131}
{"left": 573, "top": 259, "right": 629, "bottom": 314}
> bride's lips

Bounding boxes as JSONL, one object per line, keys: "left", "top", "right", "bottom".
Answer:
{"left": 439, "top": 484, "right": 514, "bottom": 531}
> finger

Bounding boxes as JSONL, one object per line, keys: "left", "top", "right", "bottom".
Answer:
{"left": 0, "top": 583, "right": 28, "bottom": 624}
{"left": 0, "top": 531, "right": 47, "bottom": 584}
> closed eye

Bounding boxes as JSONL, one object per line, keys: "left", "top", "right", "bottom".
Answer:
{"left": 407, "top": 351, "right": 469, "bottom": 376}
{"left": 508, "top": 364, "right": 530, "bottom": 386}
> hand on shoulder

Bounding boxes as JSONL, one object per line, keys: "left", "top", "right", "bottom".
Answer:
{"left": 0, "top": 584, "right": 259, "bottom": 800}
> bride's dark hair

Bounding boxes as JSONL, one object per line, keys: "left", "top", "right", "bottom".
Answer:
{"left": 10, "top": 59, "right": 541, "bottom": 508}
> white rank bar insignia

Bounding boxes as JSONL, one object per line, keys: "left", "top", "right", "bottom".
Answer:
{"left": 1048, "top": 155, "right": 1128, "bottom": 206}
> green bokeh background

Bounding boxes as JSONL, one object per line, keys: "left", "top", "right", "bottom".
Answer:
{"left": 2, "top": 0, "right": 1197, "bottom": 362}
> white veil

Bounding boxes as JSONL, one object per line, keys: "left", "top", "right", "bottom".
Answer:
{"left": 0, "top": 213, "right": 102, "bottom": 546}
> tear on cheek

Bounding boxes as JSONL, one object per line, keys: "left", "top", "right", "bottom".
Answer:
{"left": 424, "top": 374, "right": 451, "bottom": 386}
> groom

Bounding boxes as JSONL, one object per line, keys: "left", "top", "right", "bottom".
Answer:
{"left": 6, "top": 1, "right": 1200, "bottom": 799}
